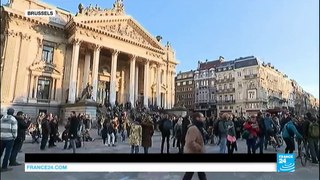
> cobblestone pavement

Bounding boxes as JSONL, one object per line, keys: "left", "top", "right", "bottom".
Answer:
{"left": 1, "top": 128, "right": 319, "bottom": 180}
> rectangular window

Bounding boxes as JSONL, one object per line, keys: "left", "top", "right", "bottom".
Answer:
{"left": 42, "top": 45, "right": 54, "bottom": 64}
{"left": 230, "top": 95, "right": 233, "bottom": 101}
{"left": 37, "top": 77, "right": 52, "bottom": 100}
{"left": 188, "top": 81, "right": 192, "bottom": 85}
{"left": 224, "top": 95, "right": 228, "bottom": 101}
{"left": 177, "top": 82, "right": 181, "bottom": 86}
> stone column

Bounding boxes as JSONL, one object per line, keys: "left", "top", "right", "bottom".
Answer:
{"left": 51, "top": 79, "right": 56, "bottom": 100}
{"left": 135, "top": 66, "right": 139, "bottom": 103}
{"left": 120, "top": 70, "right": 125, "bottom": 103}
{"left": 129, "top": 55, "right": 136, "bottom": 107}
{"left": 82, "top": 52, "right": 91, "bottom": 90}
{"left": 28, "top": 74, "right": 34, "bottom": 99}
{"left": 109, "top": 50, "right": 119, "bottom": 106}
{"left": 156, "top": 63, "right": 161, "bottom": 107}
{"left": 92, "top": 45, "right": 101, "bottom": 101}
{"left": 33, "top": 76, "right": 38, "bottom": 99}
{"left": 143, "top": 60, "right": 149, "bottom": 107}
{"left": 68, "top": 39, "right": 81, "bottom": 103}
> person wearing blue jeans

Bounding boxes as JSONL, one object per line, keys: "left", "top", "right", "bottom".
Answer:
{"left": 218, "top": 113, "right": 228, "bottom": 153}
{"left": 0, "top": 140, "right": 15, "bottom": 171}
{"left": 0, "top": 108, "right": 18, "bottom": 172}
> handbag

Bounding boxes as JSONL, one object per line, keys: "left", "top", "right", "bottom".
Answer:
{"left": 241, "top": 130, "right": 250, "bottom": 139}
{"left": 227, "top": 135, "right": 236, "bottom": 143}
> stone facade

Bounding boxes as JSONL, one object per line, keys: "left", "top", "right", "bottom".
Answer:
{"left": 0, "top": 0, "right": 178, "bottom": 120}
{"left": 215, "top": 60, "right": 236, "bottom": 115}
{"left": 193, "top": 57, "right": 223, "bottom": 116}
{"left": 175, "top": 70, "right": 195, "bottom": 110}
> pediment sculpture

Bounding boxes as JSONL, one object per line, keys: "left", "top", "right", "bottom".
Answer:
{"left": 76, "top": 0, "right": 125, "bottom": 17}
{"left": 97, "top": 23, "right": 152, "bottom": 46}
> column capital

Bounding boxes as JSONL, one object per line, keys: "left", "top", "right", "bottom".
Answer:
{"left": 73, "top": 38, "right": 82, "bottom": 46}
{"left": 94, "top": 44, "right": 101, "bottom": 51}
{"left": 129, "top": 54, "right": 137, "bottom": 61}
{"left": 111, "top": 49, "right": 120, "bottom": 56}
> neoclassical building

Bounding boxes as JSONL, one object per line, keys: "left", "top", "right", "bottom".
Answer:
{"left": 0, "top": 0, "right": 178, "bottom": 119}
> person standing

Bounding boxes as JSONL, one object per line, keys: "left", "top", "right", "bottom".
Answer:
{"left": 0, "top": 108, "right": 17, "bottom": 172}
{"left": 40, "top": 114, "right": 51, "bottom": 150}
{"left": 48, "top": 113, "right": 57, "bottom": 148}
{"left": 243, "top": 115, "right": 260, "bottom": 154}
{"left": 183, "top": 112, "right": 207, "bottom": 180}
{"left": 68, "top": 111, "right": 79, "bottom": 154}
{"left": 181, "top": 116, "right": 191, "bottom": 153}
{"left": 141, "top": 115, "right": 154, "bottom": 154}
{"left": 226, "top": 114, "right": 237, "bottom": 154}
{"left": 255, "top": 112, "right": 266, "bottom": 154}
{"left": 129, "top": 118, "right": 142, "bottom": 154}
{"left": 159, "top": 114, "right": 172, "bottom": 154}
{"left": 303, "top": 112, "right": 319, "bottom": 164}
{"left": 218, "top": 113, "right": 228, "bottom": 153}
{"left": 174, "top": 117, "right": 183, "bottom": 153}
{"left": 9, "top": 111, "right": 31, "bottom": 166}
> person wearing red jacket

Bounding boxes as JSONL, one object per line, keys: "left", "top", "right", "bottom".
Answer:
{"left": 243, "top": 115, "right": 260, "bottom": 154}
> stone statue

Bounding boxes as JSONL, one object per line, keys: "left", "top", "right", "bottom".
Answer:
{"left": 78, "top": 3, "right": 84, "bottom": 14}
{"left": 79, "top": 83, "right": 93, "bottom": 102}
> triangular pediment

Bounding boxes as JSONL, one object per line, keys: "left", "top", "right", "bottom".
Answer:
{"left": 72, "top": 15, "right": 164, "bottom": 51}
{"left": 29, "top": 61, "right": 61, "bottom": 75}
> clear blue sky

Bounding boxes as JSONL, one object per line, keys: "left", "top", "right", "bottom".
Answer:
{"left": 8, "top": 0, "right": 320, "bottom": 98}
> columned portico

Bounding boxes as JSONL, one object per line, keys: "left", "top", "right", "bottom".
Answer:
{"left": 92, "top": 45, "right": 101, "bottom": 101}
{"left": 129, "top": 55, "right": 136, "bottom": 107}
{"left": 68, "top": 39, "right": 81, "bottom": 103}
{"left": 109, "top": 50, "right": 119, "bottom": 106}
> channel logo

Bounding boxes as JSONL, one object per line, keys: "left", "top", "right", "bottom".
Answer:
{"left": 25, "top": 10, "right": 55, "bottom": 17}
{"left": 277, "top": 153, "right": 295, "bottom": 172}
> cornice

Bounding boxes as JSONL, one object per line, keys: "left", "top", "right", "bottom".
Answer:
{"left": 70, "top": 21, "right": 164, "bottom": 55}
{"left": 3, "top": 6, "right": 65, "bottom": 31}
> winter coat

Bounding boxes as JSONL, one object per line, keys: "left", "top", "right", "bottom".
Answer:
{"left": 243, "top": 121, "right": 260, "bottom": 138}
{"left": 41, "top": 119, "right": 51, "bottom": 137}
{"left": 68, "top": 116, "right": 79, "bottom": 139}
{"left": 218, "top": 120, "right": 228, "bottom": 137}
{"left": 282, "top": 120, "right": 302, "bottom": 139}
{"left": 184, "top": 125, "right": 205, "bottom": 154}
{"left": 174, "top": 123, "right": 183, "bottom": 139}
{"left": 129, "top": 122, "right": 142, "bottom": 146}
{"left": 181, "top": 118, "right": 191, "bottom": 144}
{"left": 225, "top": 121, "right": 236, "bottom": 137}
{"left": 15, "top": 116, "right": 31, "bottom": 141}
{"left": 141, "top": 120, "right": 154, "bottom": 148}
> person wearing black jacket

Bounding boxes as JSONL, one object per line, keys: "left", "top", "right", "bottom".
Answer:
{"left": 181, "top": 115, "right": 192, "bottom": 153}
{"left": 159, "top": 114, "right": 171, "bottom": 154}
{"left": 48, "top": 114, "right": 58, "bottom": 148}
{"left": 9, "top": 111, "right": 31, "bottom": 166}
{"left": 255, "top": 112, "right": 266, "bottom": 154}
{"left": 40, "top": 114, "right": 51, "bottom": 150}
{"left": 68, "top": 111, "right": 79, "bottom": 154}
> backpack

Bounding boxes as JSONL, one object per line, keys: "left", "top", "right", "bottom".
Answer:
{"left": 213, "top": 120, "right": 221, "bottom": 136}
{"left": 308, "top": 121, "right": 319, "bottom": 138}
{"left": 163, "top": 120, "right": 172, "bottom": 131}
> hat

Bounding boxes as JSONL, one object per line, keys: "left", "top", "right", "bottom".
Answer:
{"left": 7, "top": 108, "right": 15, "bottom": 115}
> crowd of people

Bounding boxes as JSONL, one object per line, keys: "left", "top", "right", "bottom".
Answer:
{"left": 0, "top": 103, "right": 319, "bottom": 176}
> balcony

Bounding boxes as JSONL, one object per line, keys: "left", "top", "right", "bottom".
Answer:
{"left": 244, "top": 74, "right": 258, "bottom": 80}
{"left": 216, "top": 88, "right": 236, "bottom": 94}
{"left": 216, "top": 100, "right": 236, "bottom": 105}
{"left": 216, "top": 77, "right": 235, "bottom": 84}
